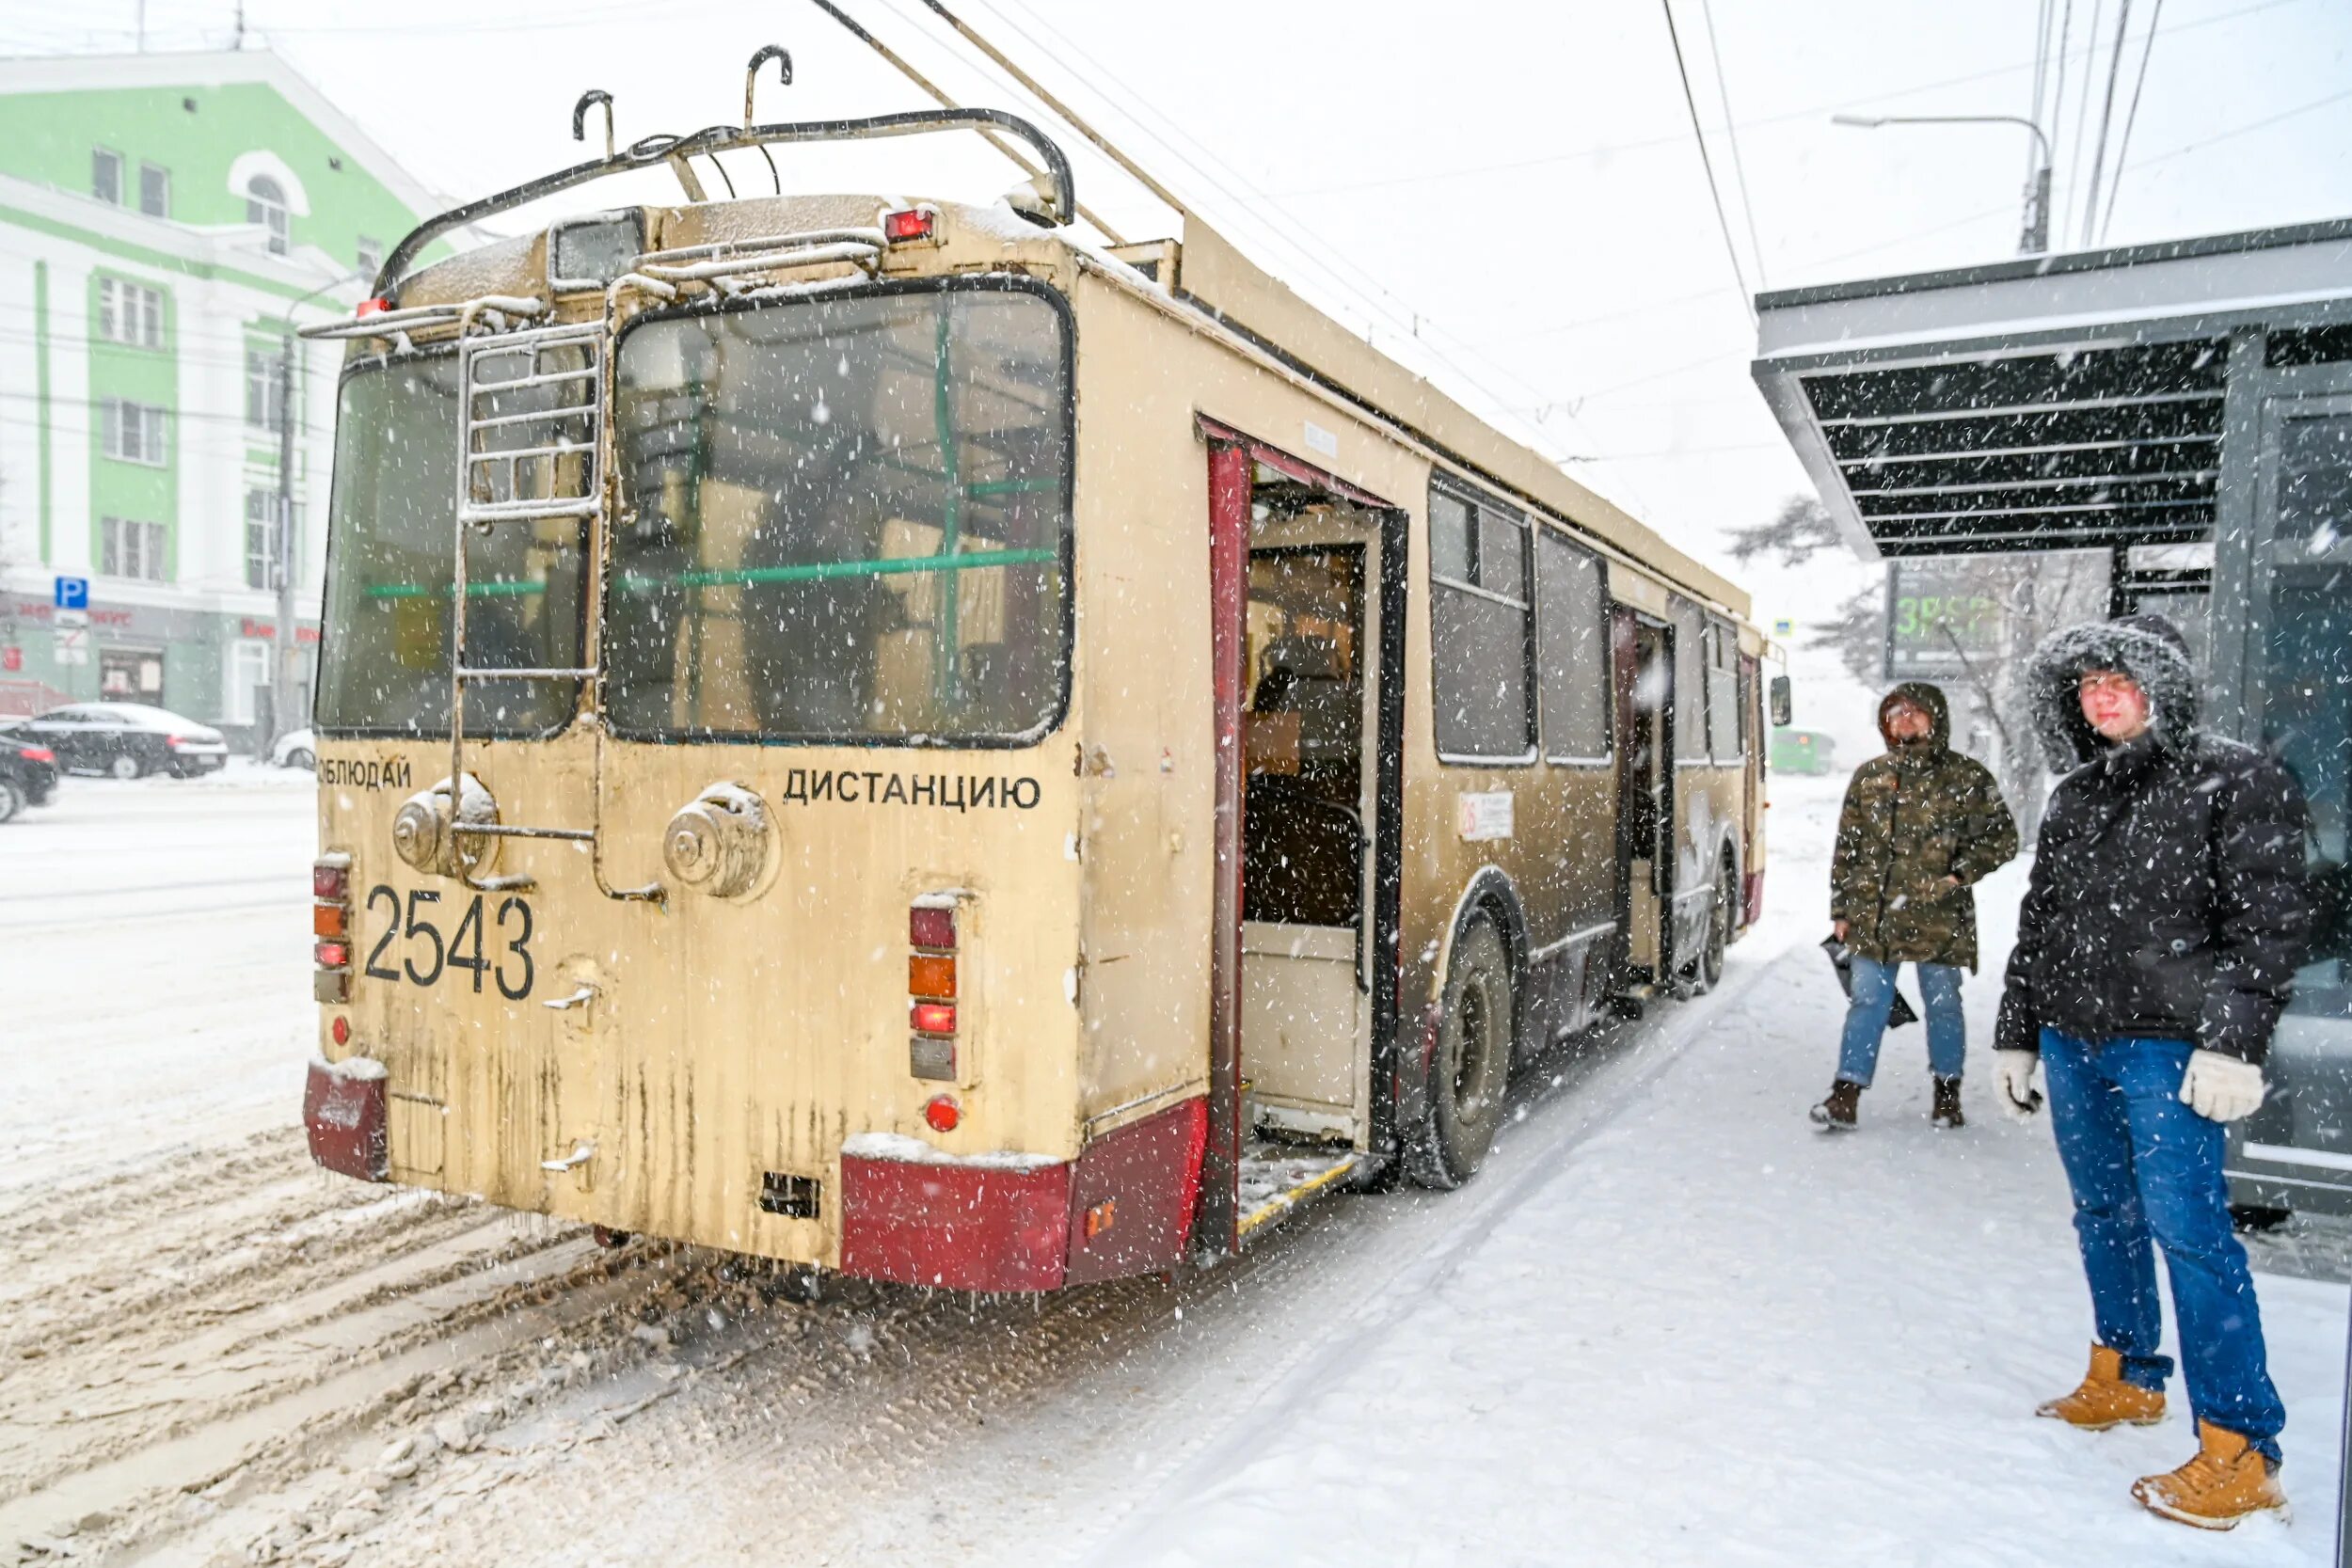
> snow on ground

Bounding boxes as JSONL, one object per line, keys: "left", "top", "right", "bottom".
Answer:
{"left": 0, "top": 762, "right": 316, "bottom": 1194}
{"left": 2, "top": 763, "right": 2345, "bottom": 1566}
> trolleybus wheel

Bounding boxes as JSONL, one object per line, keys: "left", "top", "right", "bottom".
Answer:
{"left": 1408, "top": 913, "right": 1514, "bottom": 1191}
{"left": 1700, "top": 859, "right": 1733, "bottom": 992}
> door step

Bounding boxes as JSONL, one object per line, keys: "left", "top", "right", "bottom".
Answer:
{"left": 1609, "top": 982, "right": 1659, "bottom": 1020}
{"left": 1236, "top": 1144, "right": 1359, "bottom": 1243}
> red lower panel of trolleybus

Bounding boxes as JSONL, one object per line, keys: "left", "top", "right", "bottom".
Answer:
{"left": 838, "top": 1096, "right": 1208, "bottom": 1292}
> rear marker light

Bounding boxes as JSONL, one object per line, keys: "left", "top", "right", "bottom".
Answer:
{"left": 331, "top": 1016, "right": 351, "bottom": 1046}
{"left": 313, "top": 861, "right": 350, "bottom": 900}
{"left": 315, "top": 940, "right": 350, "bottom": 970}
{"left": 924, "top": 1095, "right": 961, "bottom": 1133}
{"left": 1084, "top": 1197, "right": 1117, "bottom": 1239}
{"left": 882, "top": 207, "right": 935, "bottom": 243}
{"left": 911, "top": 1001, "right": 957, "bottom": 1037}
{"left": 313, "top": 902, "right": 347, "bottom": 939}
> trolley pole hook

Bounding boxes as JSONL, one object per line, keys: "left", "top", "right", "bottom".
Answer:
{"left": 745, "top": 44, "right": 793, "bottom": 127}
{"left": 572, "top": 89, "right": 615, "bottom": 159}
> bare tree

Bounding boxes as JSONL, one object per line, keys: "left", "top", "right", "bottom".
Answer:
{"left": 1725, "top": 495, "right": 1845, "bottom": 567}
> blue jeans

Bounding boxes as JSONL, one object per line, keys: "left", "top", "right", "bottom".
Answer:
{"left": 1836, "top": 957, "right": 1965, "bottom": 1085}
{"left": 2041, "top": 1028, "right": 2285, "bottom": 1461}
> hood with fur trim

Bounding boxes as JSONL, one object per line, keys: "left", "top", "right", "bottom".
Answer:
{"left": 1877, "top": 681, "right": 1951, "bottom": 752}
{"left": 2026, "top": 613, "right": 2199, "bottom": 770}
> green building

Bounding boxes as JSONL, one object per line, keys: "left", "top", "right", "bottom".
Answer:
{"left": 0, "top": 48, "right": 445, "bottom": 745}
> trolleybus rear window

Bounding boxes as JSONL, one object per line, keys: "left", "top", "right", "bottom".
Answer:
{"left": 315, "top": 352, "right": 590, "bottom": 738}
{"left": 604, "top": 280, "right": 1072, "bottom": 745}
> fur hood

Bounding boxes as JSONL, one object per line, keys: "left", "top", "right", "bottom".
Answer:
{"left": 1877, "top": 681, "right": 1951, "bottom": 751}
{"left": 2026, "top": 614, "right": 2199, "bottom": 770}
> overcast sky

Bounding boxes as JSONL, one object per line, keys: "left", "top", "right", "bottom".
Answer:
{"left": 7, "top": 0, "right": 2348, "bottom": 730}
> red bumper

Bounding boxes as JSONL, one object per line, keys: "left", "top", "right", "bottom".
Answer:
{"left": 304, "top": 1056, "right": 389, "bottom": 1182}
{"left": 1743, "top": 869, "right": 1766, "bottom": 928}
{"left": 838, "top": 1096, "right": 1206, "bottom": 1292}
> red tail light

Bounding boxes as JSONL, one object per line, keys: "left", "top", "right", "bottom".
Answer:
{"left": 314, "top": 855, "right": 354, "bottom": 1003}
{"left": 911, "top": 1002, "right": 957, "bottom": 1037}
{"left": 20, "top": 746, "right": 53, "bottom": 764}
{"left": 315, "top": 940, "right": 350, "bottom": 969}
{"left": 910, "top": 904, "right": 956, "bottom": 951}
{"left": 313, "top": 859, "right": 350, "bottom": 899}
{"left": 924, "top": 1095, "right": 961, "bottom": 1132}
{"left": 165, "top": 735, "right": 183, "bottom": 750}
{"left": 882, "top": 207, "right": 936, "bottom": 243}
{"left": 357, "top": 296, "right": 390, "bottom": 317}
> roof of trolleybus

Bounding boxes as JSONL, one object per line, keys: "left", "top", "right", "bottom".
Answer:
{"left": 321, "top": 176, "right": 1752, "bottom": 641}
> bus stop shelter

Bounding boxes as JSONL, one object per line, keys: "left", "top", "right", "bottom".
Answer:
{"left": 1753, "top": 214, "right": 2352, "bottom": 1550}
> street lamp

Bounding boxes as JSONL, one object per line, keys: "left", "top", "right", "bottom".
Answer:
{"left": 1831, "top": 113, "right": 2054, "bottom": 256}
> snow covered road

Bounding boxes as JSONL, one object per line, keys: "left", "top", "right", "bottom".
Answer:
{"left": 1, "top": 770, "right": 2344, "bottom": 1566}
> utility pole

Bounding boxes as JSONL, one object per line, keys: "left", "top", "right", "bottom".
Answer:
{"left": 272, "top": 335, "right": 299, "bottom": 748}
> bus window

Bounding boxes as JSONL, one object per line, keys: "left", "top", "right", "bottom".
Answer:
{"left": 1671, "top": 600, "right": 1708, "bottom": 761}
{"left": 1244, "top": 546, "right": 1365, "bottom": 927}
{"left": 1534, "top": 530, "right": 1609, "bottom": 764}
{"left": 1706, "top": 619, "right": 1742, "bottom": 764}
{"left": 1430, "top": 481, "right": 1533, "bottom": 763}
{"left": 604, "top": 282, "right": 1072, "bottom": 744}
{"left": 316, "top": 351, "right": 590, "bottom": 737}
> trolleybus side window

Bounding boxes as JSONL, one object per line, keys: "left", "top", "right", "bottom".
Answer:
{"left": 1671, "top": 599, "right": 1709, "bottom": 762}
{"left": 604, "top": 281, "right": 1071, "bottom": 744}
{"left": 315, "top": 351, "right": 590, "bottom": 737}
{"left": 1706, "top": 617, "right": 1742, "bottom": 764}
{"left": 1429, "top": 480, "right": 1534, "bottom": 763}
{"left": 1534, "top": 528, "right": 1610, "bottom": 764}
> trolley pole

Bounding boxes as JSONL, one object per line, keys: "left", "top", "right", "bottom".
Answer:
{"left": 272, "top": 336, "right": 298, "bottom": 748}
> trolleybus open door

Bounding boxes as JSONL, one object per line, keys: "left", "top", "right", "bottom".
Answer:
{"left": 1198, "top": 420, "right": 1405, "bottom": 1257}
{"left": 1612, "top": 608, "right": 1675, "bottom": 997}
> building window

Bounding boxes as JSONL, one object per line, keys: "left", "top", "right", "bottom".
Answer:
{"left": 1429, "top": 479, "right": 1535, "bottom": 763}
{"left": 101, "top": 516, "right": 168, "bottom": 580}
{"left": 356, "top": 235, "right": 383, "bottom": 277}
{"left": 101, "top": 399, "right": 169, "bottom": 466}
{"left": 246, "top": 175, "right": 289, "bottom": 255}
{"left": 227, "top": 639, "right": 272, "bottom": 725}
{"left": 246, "top": 347, "right": 288, "bottom": 433}
{"left": 246, "top": 489, "right": 284, "bottom": 590}
{"left": 138, "top": 162, "right": 170, "bottom": 217}
{"left": 97, "top": 277, "right": 165, "bottom": 349}
{"left": 92, "top": 147, "right": 122, "bottom": 204}
{"left": 1534, "top": 529, "right": 1611, "bottom": 763}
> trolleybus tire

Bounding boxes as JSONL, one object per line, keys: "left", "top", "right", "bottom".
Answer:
{"left": 1407, "top": 913, "right": 1514, "bottom": 1191}
{"left": 1700, "top": 857, "right": 1734, "bottom": 992}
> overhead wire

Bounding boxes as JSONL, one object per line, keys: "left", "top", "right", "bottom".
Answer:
{"left": 1657, "top": 0, "right": 1755, "bottom": 321}
{"left": 1695, "top": 0, "right": 1768, "bottom": 291}
{"left": 2063, "top": 0, "right": 2104, "bottom": 240}
{"left": 2097, "top": 0, "right": 2165, "bottom": 241}
{"left": 2078, "top": 0, "right": 2135, "bottom": 246}
{"left": 2047, "top": 0, "right": 2077, "bottom": 230}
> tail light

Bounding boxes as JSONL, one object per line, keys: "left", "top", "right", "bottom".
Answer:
{"left": 314, "top": 854, "right": 353, "bottom": 1003}
{"left": 357, "top": 296, "right": 390, "bottom": 317}
{"left": 924, "top": 1095, "right": 961, "bottom": 1132}
{"left": 165, "top": 735, "right": 183, "bottom": 750}
{"left": 20, "top": 746, "right": 53, "bottom": 764}
{"left": 882, "top": 206, "right": 936, "bottom": 244}
{"left": 909, "top": 895, "right": 960, "bottom": 1082}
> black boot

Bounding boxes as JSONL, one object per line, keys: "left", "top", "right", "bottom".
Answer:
{"left": 1809, "top": 1079, "right": 1862, "bottom": 1132}
{"left": 1931, "top": 1075, "right": 1964, "bottom": 1130}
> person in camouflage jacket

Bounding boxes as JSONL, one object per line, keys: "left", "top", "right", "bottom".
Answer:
{"left": 1811, "top": 681, "right": 2019, "bottom": 1132}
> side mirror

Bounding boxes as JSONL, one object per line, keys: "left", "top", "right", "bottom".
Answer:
{"left": 1769, "top": 674, "right": 1793, "bottom": 728}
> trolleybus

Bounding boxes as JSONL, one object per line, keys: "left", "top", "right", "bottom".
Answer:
{"left": 299, "top": 71, "right": 1776, "bottom": 1292}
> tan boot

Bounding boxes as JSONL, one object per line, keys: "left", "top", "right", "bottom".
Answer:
{"left": 2035, "top": 1345, "right": 2166, "bottom": 1430}
{"left": 2131, "top": 1420, "right": 2287, "bottom": 1529}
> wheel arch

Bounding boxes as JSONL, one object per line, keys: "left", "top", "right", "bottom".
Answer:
{"left": 1433, "top": 865, "right": 1532, "bottom": 1050}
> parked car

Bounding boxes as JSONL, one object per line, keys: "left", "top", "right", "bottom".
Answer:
{"left": 0, "top": 731, "right": 59, "bottom": 822}
{"left": 1769, "top": 726, "right": 1838, "bottom": 776}
{"left": 271, "top": 727, "right": 317, "bottom": 769}
{"left": 7, "top": 702, "right": 230, "bottom": 779}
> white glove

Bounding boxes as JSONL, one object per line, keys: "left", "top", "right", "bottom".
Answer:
{"left": 2180, "top": 1051, "right": 2265, "bottom": 1123}
{"left": 1993, "top": 1050, "right": 2042, "bottom": 1121}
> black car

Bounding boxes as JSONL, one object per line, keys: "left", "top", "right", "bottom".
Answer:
{"left": 8, "top": 702, "right": 230, "bottom": 780}
{"left": 0, "top": 730, "right": 59, "bottom": 821}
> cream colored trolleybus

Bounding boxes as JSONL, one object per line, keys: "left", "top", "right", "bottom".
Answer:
{"left": 299, "top": 94, "right": 1775, "bottom": 1292}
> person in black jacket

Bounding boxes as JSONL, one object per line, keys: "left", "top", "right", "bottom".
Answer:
{"left": 1994, "top": 613, "right": 2312, "bottom": 1529}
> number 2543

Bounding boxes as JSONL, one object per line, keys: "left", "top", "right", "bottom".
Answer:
{"left": 363, "top": 885, "right": 535, "bottom": 999}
